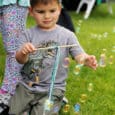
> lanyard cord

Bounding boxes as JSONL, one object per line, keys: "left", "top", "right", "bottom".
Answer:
{"left": 49, "top": 46, "right": 60, "bottom": 101}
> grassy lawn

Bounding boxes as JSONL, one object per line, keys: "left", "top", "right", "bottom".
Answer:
{"left": 0, "top": 3, "right": 115, "bottom": 115}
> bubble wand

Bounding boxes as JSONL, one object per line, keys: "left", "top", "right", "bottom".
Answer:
{"left": 36, "top": 44, "right": 78, "bottom": 50}
{"left": 43, "top": 46, "right": 60, "bottom": 114}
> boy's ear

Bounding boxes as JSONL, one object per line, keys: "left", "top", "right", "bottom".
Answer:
{"left": 29, "top": 7, "right": 34, "bottom": 16}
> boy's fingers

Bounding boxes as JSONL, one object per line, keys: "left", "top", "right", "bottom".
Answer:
{"left": 86, "top": 55, "right": 98, "bottom": 70}
{"left": 22, "top": 43, "right": 36, "bottom": 54}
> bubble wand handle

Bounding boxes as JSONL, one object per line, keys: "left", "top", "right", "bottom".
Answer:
{"left": 36, "top": 44, "right": 78, "bottom": 50}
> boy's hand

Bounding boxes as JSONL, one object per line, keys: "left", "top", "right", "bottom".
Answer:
{"left": 85, "top": 55, "right": 98, "bottom": 70}
{"left": 20, "top": 42, "right": 36, "bottom": 55}
{"left": 16, "top": 43, "right": 37, "bottom": 64}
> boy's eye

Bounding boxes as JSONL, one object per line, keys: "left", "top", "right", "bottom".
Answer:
{"left": 34, "top": 9, "right": 56, "bottom": 14}
{"left": 35, "top": 10, "right": 45, "bottom": 14}
{"left": 50, "top": 9, "right": 56, "bottom": 13}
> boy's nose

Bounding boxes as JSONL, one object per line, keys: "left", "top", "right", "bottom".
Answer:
{"left": 44, "top": 12, "right": 50, "bottom": 18}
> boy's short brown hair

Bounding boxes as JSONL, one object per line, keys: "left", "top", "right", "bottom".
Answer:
{"left": 30, "top": 0, "right": 61, "bottom": 8}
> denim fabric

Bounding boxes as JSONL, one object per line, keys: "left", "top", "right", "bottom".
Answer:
{"left": 0, "top": 0, "right": 30, "bottom": 7}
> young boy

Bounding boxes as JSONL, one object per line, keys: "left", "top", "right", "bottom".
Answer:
{"left": 8, "top": 0, "right": 97, "bottom": 114}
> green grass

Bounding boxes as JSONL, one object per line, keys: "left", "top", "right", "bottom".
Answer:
{"left": 0, "top": 35, "right": 5, "bottom": 81}
{"left": 0, "top": 3, "right": 115, "bottom": 115}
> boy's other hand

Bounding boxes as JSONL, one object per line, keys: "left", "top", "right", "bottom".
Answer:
{"left": 85, "top": 55, "right": 98, "bottom": 70}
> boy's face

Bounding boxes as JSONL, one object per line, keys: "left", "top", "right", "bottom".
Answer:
{"left": 29, "top": 1, "right": 61, "bottom": 30}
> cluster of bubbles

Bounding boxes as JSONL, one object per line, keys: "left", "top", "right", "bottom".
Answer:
{"left": 62, "top": 56, "right": 85, "bottom": 76}
{"left": 62, "top": 48, "right": 114, "bottom": 73}
{"left": 61, "top": 82, "right": 93, "bottom": 114}
{"left": 62, "top": 103, "right": 81, "bottom": 115}
{"left": 90, "top": 32, "right": 108, "bottom": 40}
{"left": 61, "top": 47, "right": 114, "bottom": 114}
{"left": 61, "top": 56, "right": 94, "bottom": 114}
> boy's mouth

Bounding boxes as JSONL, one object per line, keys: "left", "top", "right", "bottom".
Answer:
{"left": 43, "top": 20, "right": 52, "bottom": 24}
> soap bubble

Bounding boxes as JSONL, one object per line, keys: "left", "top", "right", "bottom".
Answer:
{"left": 99, "top": 53, "right": 106, "bottom": 67}
{"left": 73, "top": 65, "right": 81, "bottom": 75}
{"left": 74, "top": 103, "right": 80, "bottom": 114}
{"left": 62, "top": 57, "right": 70, "bottom": 68}
{"left": 87, "top": 83, "right": 93, "bottom": 92}
{"left": 79, "top": 94, "right": 87, "bottom": 103}
{"left": 62, "top": 104, "right": 70, "bottom": 113}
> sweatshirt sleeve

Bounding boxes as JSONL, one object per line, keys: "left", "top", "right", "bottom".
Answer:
{"left": 68, "top": 32, "right": 85, "bottom": 59}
